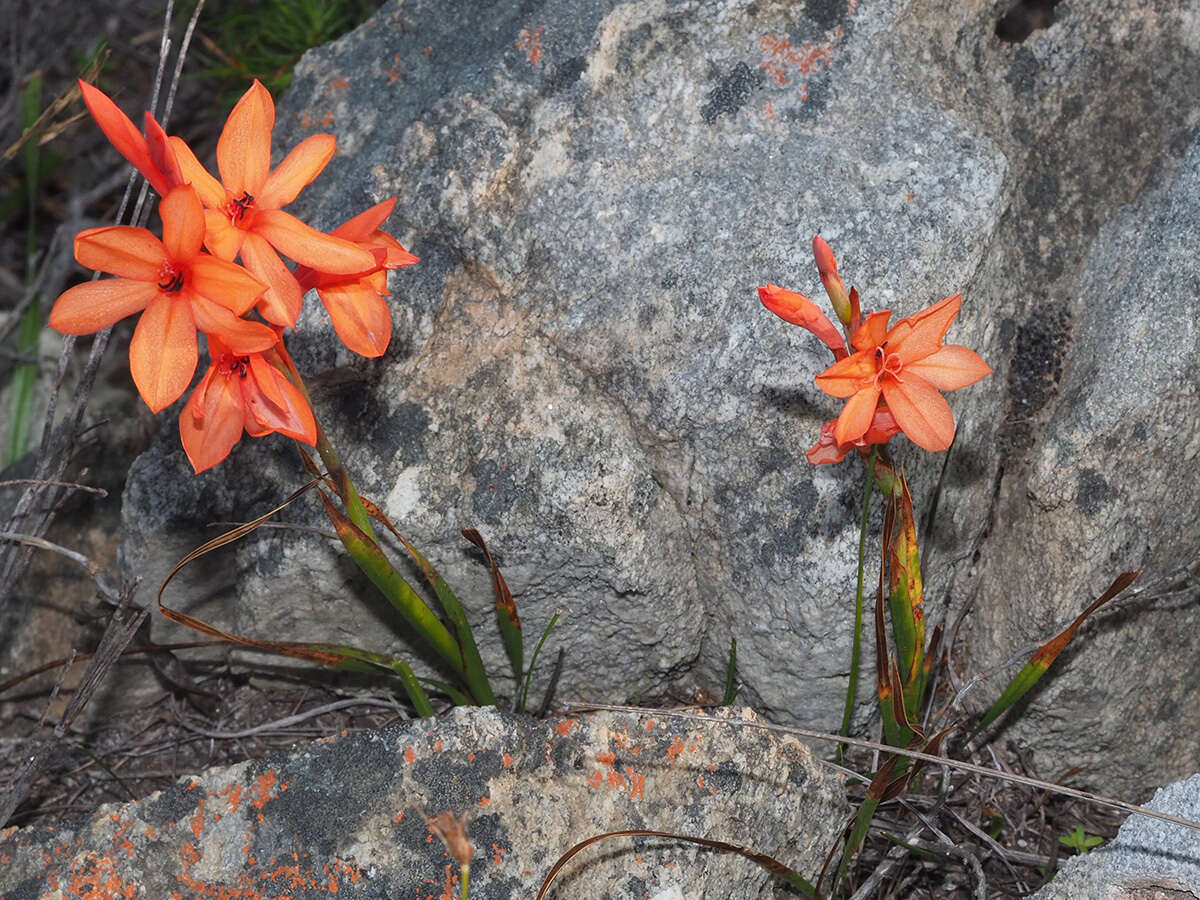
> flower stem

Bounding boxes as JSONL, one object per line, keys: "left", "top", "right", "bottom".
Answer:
{"left": 837, "top": 445, "right": 876, "bottom": 761}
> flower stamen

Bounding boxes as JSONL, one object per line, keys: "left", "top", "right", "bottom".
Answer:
{"left": 229, "top": 191, "right": 255, "bottom": 222}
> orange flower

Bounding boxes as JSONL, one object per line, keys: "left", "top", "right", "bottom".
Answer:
{"left": 77, "top": 80, "right": 183, "bottom": 196}
{"left": 49, "top": 185, "right": 276, "bottom": 413}
{"left": 758, "top": 283, "right": 847, "bottom": 360}
{"left": 293, "top": 197, "right": 419, "bottom": 357}
{"left": 806, "top": 408, "right": 902, "bottom": 465}
{"left": 180, "top": 334, "right": 317, "bottom": 474}
{"left": 169, "top": 80, "right": 375, "bottom": 327}
{"left": 814, "top": 294, "right": 992, "bottom": 452}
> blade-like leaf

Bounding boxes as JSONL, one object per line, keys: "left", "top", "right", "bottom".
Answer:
{"left": 521, "top": 610, "right": 561, "bottom": 715}
{"left": 353, "top": 495, "right": 496, "bottom": 707}
{"left": 462, "top": 527, "right": 524, "bottom": 686}
{"left": 315, "top": 489, "right": 466, "bottom": 681}
{"left": 723, "top": 637, "right": 740, "bottom": 706}
{"left": 969, "top": 571, "right": 1139, "bottom": 740}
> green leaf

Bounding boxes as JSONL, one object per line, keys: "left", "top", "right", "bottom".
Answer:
{"left": 1059, "top": 825, "right": 1103, "bottom": 854}
{"left": 722, "top": 637, "right": 739, "bottom": 706}
{"left": 462, "top": 528, "right": 523, "bottom": 689}
{"left": 316, "top": 490, "right": 465, "bottom": 680}
{"left": 969, "top": 571, "right": 1139, "bottom": 741}
{"left": 520, "top": 611, "right": 561, "bottom": 715}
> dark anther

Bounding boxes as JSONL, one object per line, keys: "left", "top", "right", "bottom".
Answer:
{"left": 157, "top": 271, "right": 184, "bottom": 292}
{"left": 231, "top": 191, "right": 255, "bottom": 220}
{"left": 233, "top": 357, "right": 250, "bottom": 378}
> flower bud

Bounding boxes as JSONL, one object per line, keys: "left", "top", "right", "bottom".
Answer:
{"left": 812, "top": 235, "right": 852, "bottom": 327}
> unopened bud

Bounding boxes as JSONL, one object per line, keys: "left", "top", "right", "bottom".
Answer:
{"left": 812, "top": 236, "right": 852, "bottom": 327}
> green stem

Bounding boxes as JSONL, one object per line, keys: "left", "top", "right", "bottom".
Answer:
{"left": 838, "top": 445, "right": 877, "bottom": 760}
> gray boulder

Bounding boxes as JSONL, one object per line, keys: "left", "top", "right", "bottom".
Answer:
{"left": 1032, "top": 774, "right": 1200, "bottom": 900}
{"left": 115, "top": 0, "right": 1200, "bottom": 797}
{"left": 0, "top": 706, "right": 848, "bottom": 898}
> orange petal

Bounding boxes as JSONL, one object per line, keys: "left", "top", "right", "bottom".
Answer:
{"left": 78, "top": 81, "right": 167, "bottom": 195}
{"left": 245, "top": 364, "right": 316, "bottom": 443}
{"left": 904, "top": 344, "right": 992, "bottom": 391}
{"left": 832, "top": 385, "right": 881, "bottom": 446}
{"left": 169, "top": 136, "right": 228, "bottom": 209}
{"left": 257, "top": 134, "right": 336, "bottom": 210}
{"left": 253, "top": 209, "right": 376, "bottom": 274}
{"left": 758, "top": 284, "right": 845, "bottom": 356}
{"left": 143, "top": 113, "right": 184, "bottom": 190}
{"left": 248, "top": 352, "right": 288, "bottom": 409}
{"left": 815, "top": 350, "right": 877, "bottom": 399}
{"left": 806, "top": 420, "right": 856, "bottom": 465}
{"left": 888, "top": 294, "right": 962, "bottom": 362}
{"left": 375, "top": 232, "right": 419, "bottom": 269}
{"left": 240, "top": 232, "right": 303, "bottom": 326}
{"left": 330, "top": 197, "right": 398, "bottom": 241}
{"left": 881, "top": 374, "right": 956, "bottom": 451}
{"left": 217, "top": 80, "right": 274, "bottom": 196}
{"left": 190, "top": 255, "right": 267, "bottom": 315}
{"left": 160, "top": 185, "right": 206, "bottom": 263}
{"left": 317, "top": 281, "right": 392, "bottom": 357}
{"left": 130, "top": 294, "right": 198, "bottom": 413}
{"left": 189, "top": 295, "right": 277, "bottom": 353}
{"left": 75, "top": 226, "right": 165, "bottom": 280}
{"left": 49, "top": 279, "right": 159, "bottom": 334}
{"left": 180, "top": 366, "right": 246, "bottom": 474}
{"left": 202, "top": 209, "right": 244, "bottom": 261}
{"left": 850, "top": 311, "right": 892, "bottom": 352}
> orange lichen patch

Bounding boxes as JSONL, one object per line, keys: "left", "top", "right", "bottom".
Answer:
{"left": 109, "top": 817, "right": 137, "bottom": 859}
{"left": 478, "top": 796, "right": 490, "bottom": 807}
{"left": 250, "top": 771, "right": 288, "bottom": 811}
{"left": 65, "top": 853, "right": 138, "bottom": 899}
{"left": 387, "top": 52, "right": 404, "bottom": 84}
{"left": 405, "top": 746, "right": 416, "bottom": 764}
{"left": 502, "top": 752, "right": 513, "bottom": 767}
{"left": 394, "top": 811, "right": 405, "bottom": 824}
{"left": 515, "top": 25, "right": 545, "bottom": 66}
{"left": 424, "top": 44, "right": 433, "bottom": 56}
{"left": 666, "top": 737, "right": 685, "bottom": 760}
{"left": 491, "top": 842, "right": 509, "bottom": 866}
{"left": 328, "top": 77, "right": 350, "bottom": 92}
{"left": 221, "top": 782, "right": 246, "bottom": 814}
{"left": 758, "top": 33, "right": 836, "bottom": 89}
{"left": 190, "top": 795, "right": 207, "bottom": 841}
{"left": 433, "top": 740, "right": 443, "bottom": 751}
{"left": 179, "top": 841, "right": 201, "bottom": 870}
{"left": 697, "top": 774, "right": 717, "bottom": 796}
{"left": 554, "top": 718, "right": 578, "bottom": 736}
{"left": 626, "top": 767, "right": 645, "bottom": 800}
{"left": 643, "top": 720, "right": 656, "bottom": 731}
{"left": 438, "top": 862, "right": 459, "bottom": 900}
{"left": 763, "top": 99, "right": 775, "bottom": 120}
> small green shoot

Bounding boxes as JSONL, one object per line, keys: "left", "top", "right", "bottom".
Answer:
{"left": 1059, "top": 824, "right": 1103, "bottom": 855}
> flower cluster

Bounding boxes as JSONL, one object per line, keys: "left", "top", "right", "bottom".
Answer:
{"left": 50, "top": 81, "right": 417, "bottom": 473}
{"left": 760, "top": 237, "right": 991, "bottom": 464}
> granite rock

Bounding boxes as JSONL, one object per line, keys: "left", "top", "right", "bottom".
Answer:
{"left": 0, "top": 707, "right": 848, "bottom": 899}
{"left": 1032, "top": 774, "right": 1200, "bottom": 900}
{"left": 109, "top": 0, "right": 1200, "bottom": 796}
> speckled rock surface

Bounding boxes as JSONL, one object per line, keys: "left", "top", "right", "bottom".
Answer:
{"left": 0, "top": 707, "right": 847, "bottom": 899}
{"left": 110, "top": 0, "right": 1200, "bottom": 796}
{"left": 1032, "top": 774, "right": 1200, "bottom": 900}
